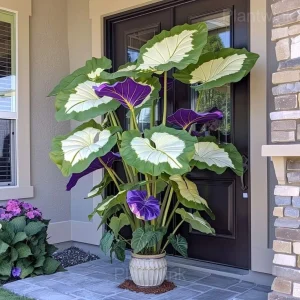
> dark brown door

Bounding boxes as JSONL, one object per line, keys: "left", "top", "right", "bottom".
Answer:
{"left": 105, "top": 0, "right": 250, "bottom": 269}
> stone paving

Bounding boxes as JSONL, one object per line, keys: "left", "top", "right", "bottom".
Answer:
{"left": 3, "top": 258, "right": 271, "bottom": 300}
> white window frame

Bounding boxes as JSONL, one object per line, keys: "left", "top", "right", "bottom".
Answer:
{"left": 0, "top": 0, "right": 33, "bottom": 200}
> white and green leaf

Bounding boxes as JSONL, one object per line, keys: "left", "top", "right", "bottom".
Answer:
{"left": 168, "top": 234, "right": 188, "bottom": 257}
{"left": 136, "top": 23, "right": 208, "bottom": 72}
{"left": 191, "top": 142, "right": 234, "bottom": 174}
{"left": 55, "top": 80, "right": 120, "bottom": 122}
{"left": 131, "top": 227, "right": 154, "bottom": 254}
{"left": 49, "top": 57, "right": 112, "bottom": 96}
{"left": 50, "top": 120, "right": 120, "bottom": 176}
{"left": 120, "top": 125, "right": 197, "bottom": 176}
{"left": 96, "top": 191, "right": 127, "bottom": 216}
{"left": 176, "top": 208, "right": 215, "bottom": 235}
{"left": 174, "top": 48, "right": 259, "bottom": 90}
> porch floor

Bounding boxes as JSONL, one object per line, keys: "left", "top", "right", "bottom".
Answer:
{"left": 3, "top": 258, "right": 271, "bottom": 300}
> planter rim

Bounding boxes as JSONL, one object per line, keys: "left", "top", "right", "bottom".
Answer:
{"left": 131, "top": 251, "right": 166, "bottom": 259}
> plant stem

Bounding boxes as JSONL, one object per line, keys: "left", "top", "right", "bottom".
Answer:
{"left": 165, "top": 200, "right": 179, "bottom": 228}
{"left": 131, "top": 109, "right": 140, "bottom": 131}
{"left": 161, "top": 188, "right": 174, "bottom": 227}
{"left": 150, "top": 100, "right": 155, "bottom": 128}
{"left": 145, "top": 174, "right": 152, "bottom": 197}
{"left": 162, "top": 71, "right": 168, "bottom": 125}
{"left": 195, "top": 90, "right": 204, "bottom": 112}
{"left": 98, "top": 158, "right": 120, "bottom": 191}
{"left": 157, "top": 185, "right": 171, "bottom": 225}
{"left": 161, "top": 220, "right": 184, "bottom": 252}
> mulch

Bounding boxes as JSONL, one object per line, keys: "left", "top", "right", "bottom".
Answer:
{"left": 118, "top": 280, "right": 176, "bottom": 294}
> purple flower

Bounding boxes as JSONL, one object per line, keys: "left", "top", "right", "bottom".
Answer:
{"left": 11, "top": 267, "right": 21, "bottom": 278}
{"left": 22, "top": 202, "right": 34, "bottom": 211}
{"left": 26, "top": 209, "right": 42, "bottom": 220}
{"left": 126, "top": 190, "right": 160, "bottom": 221}
{"left": 66, "top": 152, "right": 121, "bottom": 191}
{"left": 0, "top": 213, "right": 13, "bottom": 221}
{"left": 167, "top": 108, "right": 223, "bottom": 130}
{"left": 6, "top": 199, "right": 21, "bottom": 215}
{"left": 93, "top": 78, "right": 152, "bottom": 109}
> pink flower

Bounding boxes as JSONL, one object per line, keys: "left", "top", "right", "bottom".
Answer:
{"left": 26, "top": 211, "right": 35, "bottom": 219}
{"left": 22, "top": 202, "right": 33, "bottom": 211}
{"left": 6, "top": 199, "right": 21, "bottom": 215}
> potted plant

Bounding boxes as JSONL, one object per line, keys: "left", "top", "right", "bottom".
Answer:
{"left": 49, "top": 22, "right": 258, "bottom": 287}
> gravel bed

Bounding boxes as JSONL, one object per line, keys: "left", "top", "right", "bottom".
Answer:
{"left": 53, "top": 246, "right": 100, "bottom": 268}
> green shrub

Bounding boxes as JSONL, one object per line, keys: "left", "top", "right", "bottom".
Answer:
{"left": 0, "top": 200, "right": 64, "bottom": 280}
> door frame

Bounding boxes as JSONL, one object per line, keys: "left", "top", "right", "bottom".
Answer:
{"left": 89, "top": 0, "right": 271, "bottom": 274}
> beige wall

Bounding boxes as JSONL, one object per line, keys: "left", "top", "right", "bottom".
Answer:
{"left": 30, "top": 0, "right": 71, "bottom": 222}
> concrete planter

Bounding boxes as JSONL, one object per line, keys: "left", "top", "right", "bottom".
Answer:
{"left": 129, "top": 252, "right": 167, "bottom": 287}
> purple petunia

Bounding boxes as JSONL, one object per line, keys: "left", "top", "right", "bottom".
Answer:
{"left": 126, "top": 190, "right": 160, "bottom": 221}
{"left": 26, "top": 209, "right": 42, "bottom": 220}
{"left": 93, "top": 78, "right": 152, "bottom": 109}
{"left": 11, "top": 267, "right": 21, "bottom": 278}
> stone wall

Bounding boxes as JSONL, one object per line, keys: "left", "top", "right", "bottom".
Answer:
{"left": 271, "top": 0, "right": 300, "bottom": 143}
{"left": 269, "top": 1, "right": 300, "bottom": 299}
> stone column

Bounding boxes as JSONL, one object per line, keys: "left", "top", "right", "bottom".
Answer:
{"left": 267, "top": 0, "right": 300, "bottom": 299}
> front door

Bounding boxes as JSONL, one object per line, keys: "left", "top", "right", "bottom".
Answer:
{"left": 105, "top": 0, "right": 250, "bottom": 269}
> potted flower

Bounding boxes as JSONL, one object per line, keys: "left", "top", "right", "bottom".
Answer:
{"left": 49, "top": 22, "right": 258, "bottom": 287}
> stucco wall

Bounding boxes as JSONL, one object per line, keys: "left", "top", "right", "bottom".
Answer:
{"left": 67, "top": 0, "right": 93, "bottom": 223}
{"left": 30, "top": 0, "right": 71, "bottom": 222}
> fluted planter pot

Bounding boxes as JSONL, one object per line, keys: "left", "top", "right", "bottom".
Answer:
{"left": 129, "top": 252, "right": 167, "bottom": 287}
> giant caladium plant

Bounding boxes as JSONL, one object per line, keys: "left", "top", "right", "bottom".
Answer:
{"left": 49, "top": 22, "right": 258, "bottom": 260}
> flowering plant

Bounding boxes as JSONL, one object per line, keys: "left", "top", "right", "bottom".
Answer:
{"left": 49, "top": 23, "right": 258, "bottom": 260}
{"left": 0, "top": 200, "right": 63, "bottom": 280}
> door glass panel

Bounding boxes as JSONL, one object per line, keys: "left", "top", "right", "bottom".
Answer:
{"left": 126, "top": 25, "right": 160, "bottom": 131}
{"left": 191, "top": 12, "right": 232, "bottom": 144}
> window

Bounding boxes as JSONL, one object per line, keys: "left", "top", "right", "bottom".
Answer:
{"left": 0, "top": 11, "right": 15, "bottom": 186}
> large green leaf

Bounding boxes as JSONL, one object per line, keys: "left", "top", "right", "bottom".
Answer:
{"left": 191, "top": 142, "right": 234, "bottom": 174}
{"left": 95, "top": 191, "right": 126, "bottom": 217}
{"left": 10, "top": 216, "right": 26, "bottom": 233}
{"left": 131, "top": 227, "right": 153, "bottom": 254}
{"left": 112, "top": 240, "right": 126, "bottom": 262}
{"left": 176, "top": 208, "right": 215, "bottom": 235}
{"left": 50, "top": 120, "right": 120, "bottom": 176}
{"left": 0, "top": 261, "right": 11, "bottom": 277}
{"left": 49, "top": 57, "right": 112, "bottom": 96}
{"left": 168, "top": 234, "right": 188, "bottom": 257}
{"left": 15, "top": 242, "right": 32, "bottom": 258}
{"left": 109, "top": 213, "right": 130, "bottom": 238}
{"left": 10, "top": 248, "right": 18, "bottom": 262}
{"left": 24, "top": 221, "right": 46, "bottom": 236}
{"left": 174, "top": 48, "right": 259, "bottom": 90}
{"left": 0, "top": 240, "right": 9, "bottom": 255}
{"left": 146, "top": 226, "right": 167, "bottom": 248}
{"left": 221, "top": 144, "right": 244, "bottom": 176}
{"left": 121, "top": 125, "right": 197, "bottom": 176}
{"left": 136, "top": 23, "right": 208, "bottom": 72}
{"left": 100, "top": 231, "right": 114, "bottom": 255}
{"left": 43, "top": 257, "right": 61, "bottom": 275}
{"left": 12, "top": 232, "right": 27, "bottom": 244}
{"left": 86, "top": 172, "right": 112, "bottom": 199}
{"left": 170, "top": 175, "right": 214, "bottom": 219}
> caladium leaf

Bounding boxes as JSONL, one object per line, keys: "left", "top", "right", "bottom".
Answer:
{"left": 120, "top": 125, "right": 197, "bottom": 176}
{"left": 136, "top": 23, "right": 208, "bottom": 72}
{"left": 120, "top": 179, "right": 167, "bottom": 194}
{"left": 55, "top": 80, "right": 120, "bottom": 122}
{"left": 94, "top": 77, "right": 160, "bottom": 110}
{"left": 168, "top": 234, "right": 188, "bottom": 257}
{"left": 170, "top": 175, "right": 214, "bottom": 219}
{"left": 167, "top": 108, "right": 223, "bottom": 130}
{"left": 50, "top": 120, "right": 120, "bottom": 176}
{"left": 66, "top": 152, "right": 120, "bottom": 191}
{"left": 176, "top": 208, "right": 215, "bottom": 235}
{"left": 191, "top": 142, "right": 235, "bottom": 174}
{"left": 49, "top": 57, "right": 112, "bottom": 96}
{"left": 96, "top": 191, "right": 127, "bottom": 216}
{"left": 109, "top": 213, "right": 130, "bottom": 237}
{"left": 174, "top": 48, "right": 259, "bottom": 90}
{"left": 101, "top": 62, "right": 140, "bottom": 80}
{"left": 126, "top": 190, "right": 160, "bottom": 221}
{"left": 131, "top": 227, "right": 154, "bottom": 254}
{"left": 221, "top": 143, "right": 244, "bottom": 176}
{"left": 86, "top": 172, "right": 112, "bottom": 200}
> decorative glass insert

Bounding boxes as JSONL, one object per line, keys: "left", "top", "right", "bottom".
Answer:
{"left": 191, "top": 11, "right": 232, "bottom": 144}
{"left": 126, "top": 25, "right": 160, "bottom": 131}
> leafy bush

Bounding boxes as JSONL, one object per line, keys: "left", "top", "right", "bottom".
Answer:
{"left": 0, "top": 200, "right": 64, "bottom": 280}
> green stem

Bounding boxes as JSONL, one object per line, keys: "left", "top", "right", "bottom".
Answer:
{"left": 131, "top": 109, "right": 140, "bottom": 131}
{"left": 161, "top": 188, "right": 174, "bottom": 227}
{"left": 145, "top": 174, "right": 152, "bottom": 197}
{"left": 98, "top": 157, "right": 120, "bottom": 191}
{"left": 161, "top": 220, "right": 184, "bottom": 252}
{"left": 150, "top": 100, "right": 155, "bottom": 128}
{"left": 162, "top": 71, "right": 168, "bottom": 125}
{"left": 196, "top": 90, "right": 204, "bottom": 112}
{"left": 165, "top": 200, "right": 179, "bottom": 228}
{"left": 157, "top": 185, "right": 171, "bottom": 225}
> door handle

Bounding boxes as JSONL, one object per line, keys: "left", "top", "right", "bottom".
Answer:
{"left": 240, "top": 154, "right": 248, "bottom": 191}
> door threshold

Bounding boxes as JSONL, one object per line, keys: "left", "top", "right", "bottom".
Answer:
{"left": 166, "top": 255, "right": 274, "bottom": 286}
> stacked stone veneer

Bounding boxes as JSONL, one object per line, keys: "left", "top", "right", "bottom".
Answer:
{"left": 270, "top": 1, "right": 300, "bottom": 299}
{"left": 271, "top": 0, "right": 300, "bottom": 143}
